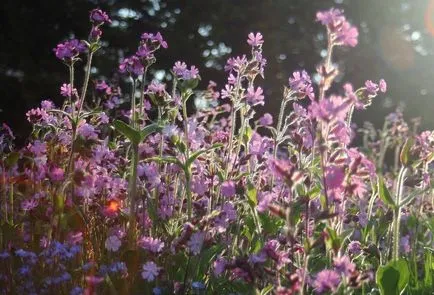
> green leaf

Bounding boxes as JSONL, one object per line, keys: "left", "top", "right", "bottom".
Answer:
{"left": 259, "top": 285, "right": 274, "bottom": 295}
{"left": 376, "top": 259, "right": 410, "bottom": 295}
{"left": 378, "top": 176, "right": 396, "bottom": 208}
{"left": 4, "top": 152, "right": 20, "bottom": 168}
{"left": 400, "top": 137, "right": 414, "bottom": 167}
{"left": 424, "top": 250, "right": 433, "bottom": 287}
{"left": 145, "top": 156, "right": 183, "bottom": 167}
{"left": 246, "top": 182, "right": 257, "bottom": 206}
{"left": 113, "top": 120, "right": 141, "bottom": 145}
{"left": 140, "top": 123, "right": 160, "bottom": 142}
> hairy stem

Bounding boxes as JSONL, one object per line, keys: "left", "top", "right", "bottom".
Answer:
{"left": 128, "top": 142, "right": 139, "bottom": 248}
{"left": 392, "top": 166, "right": 407, "bottom": 261}
{"left": 77, "top": 51, "right": 94, "bottom": 115}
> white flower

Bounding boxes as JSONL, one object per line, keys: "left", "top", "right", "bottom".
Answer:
{"left": 105, "top": 235, "right": 121, "bottom": 252}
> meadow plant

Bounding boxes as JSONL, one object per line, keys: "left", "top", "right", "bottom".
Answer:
{"left": 0, "top": 7, "right": 433, "bottom": 295}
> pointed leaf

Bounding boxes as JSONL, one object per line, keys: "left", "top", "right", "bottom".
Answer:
{"left": 400, "top": 137, "right": 414, "bottom": 167}
{"left": 378, "top": 176, "right": 396, "bottom": 208}
{"left": 246, "top": 181, "right": 257, "bottom": 206}
{"left": 113, "top": 120, "right": 141, "bottom": 145}
{"left": 376, "top": 259, "right": 409, "bottom": 295}
{"left": 140, "top": 123, "right": 160, "bottom": 142}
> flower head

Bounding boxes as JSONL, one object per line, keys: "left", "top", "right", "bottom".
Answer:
{"left": 90, "top": 9, "right": 111, "bottom": 25}
{"left": 316, "top": 8, "right": 358, "bottom": 47}
{"left": 141, "top": 261, "right": 160, "bottom": 282}
{"left": 119, "top": 55, "right": 144, "bottom": 76}
{"left": 245, "top": 86, "right": 265, "bottom": 106}
{"left": 288, "top": 70, "right": 315, "bottom": 100}
{"left": 313, "top": 269, "right": 341, "bottom": 293}
{"left": 247, "top": 32, "right": 264, "bottom": 47}
{"left": 105, "top": 235, "right": 122, "bottom": 252}
{"left": 53, "top": 39, "right": 86, "bottom": 60}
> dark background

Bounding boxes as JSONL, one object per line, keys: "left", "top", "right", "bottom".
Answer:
{"left": 1, "top": 0, "right": 434, "bottom": 144}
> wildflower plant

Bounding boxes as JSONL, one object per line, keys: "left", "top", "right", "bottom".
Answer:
{"left": 0, "top": 7, "right": 433, "bottom": 295}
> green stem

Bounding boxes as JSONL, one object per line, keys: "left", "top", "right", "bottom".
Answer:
{"left": 128, "top": 142, "right": 139, "bottom": 248}
{"left": 77, "top": 51, "right": 94, "bottom": 115}
{"left": 139, "top": 67, "right": 148, "bottom": 118}
{"left": 131, "top": 78, "right": 137, "bottom": 128}
{"left": 2, "top": 165, "right": 7, "bottom": 223}
{"left": 392, "top": 166, "right": 407, "bottom": 261}
{"left": 182, "top": 97, "right": 193, "bottom": 220}
{"left": 225, "top": 107, "right": 236, "bottom": 178}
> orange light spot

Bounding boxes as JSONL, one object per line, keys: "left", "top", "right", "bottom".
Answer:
{"left": 107, "top": 200, "right": 119, "bottom": 212}
{"left": 425, "top": 0, "right": 434, "bottom": 36}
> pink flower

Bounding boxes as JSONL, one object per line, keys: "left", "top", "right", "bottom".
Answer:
{"left": 313, "top": 269, "right": 341, "bottom": 293}
{"left": 60, "top": 83, "right": 77, "bottom": 97}
{"left": 245, "top": 86, "right": 265, "bottom": 106}
{"left": 49, "top": 167, "right": 65, "bottom": 181}
{"left": 325, "top": 165, "right": 345, "bottom": 190}
{"left": 247, "top": 32, "right": 264, "bottom": 47}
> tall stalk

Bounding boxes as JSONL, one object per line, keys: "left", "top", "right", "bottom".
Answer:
{"left": 77, "top": 51, "right": 94, "bottom": 115}
{"left": 392, "top": 166, "right": 407, "bottom": 261}
{"left": 182, "top": 97, "right": 193, "bottom": 220}
{"left": 127, "top": 78, "right": 139, "bottom": 247}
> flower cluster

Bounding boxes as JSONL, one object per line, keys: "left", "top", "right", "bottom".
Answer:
{"left": 1, "top": 7, "right": 433, "bottom": 295}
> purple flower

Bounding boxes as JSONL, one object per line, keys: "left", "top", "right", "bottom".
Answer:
{"left": 28, "top": 140, "right": 46, "bottom": 156}
{"left": 187, "top": 231, "right": 205, "bottom": 255}
{"left": 49, "top": 167, "right": 65, "bottom": 181}
{"left": 335, "top": 21, "right": 359, "bottom": 47}
{"left": 136, "top": 44, "right": 153, "bottom": 60}
{"left": 313, "top": 269, "right": 341, "bottom": 294}
{"left": 347, "top": 240, "right": 362, "bottom": 255}
{"left": 221, "top": 180, "right": 236, "bottom": 197}
{"left": 316, "top": 8, "right": 358, "bottom": 47}
{"left": 138, "top": 236, "right": 164, "bottom": 253}
{"left": 60, "top": 83, "right": 77, "bottom": 97}
{"left": 247, "top": 32, "right": 264, "bottom": 47}
{"left": 172, "top": 61, "right": 187, "bottom": 76}
{"left": 53, "top": 39, "right": 86, "bottom": 60}
{"left": 105, "top": 235, "right": 122, "bottom": 252}
{"left": 172, "top": 61, "right": 199, "bottom": 80}
{"left": 77, "top": 123, "right": 99, "bottom": 140}
{"left": 258, "top": 113, "right": 273, "bottom": 126}
{"left": 119, "top": 55, "right": 144, "bottom": 76}
{"left": 325, "top": 166, "right": 345, "bottom": 190}
{"left": 90, "top": 26, "right": 103, "bottom": 41}
{"left": 245, "top": 86, "right": 265, "bottom": 106}
{"left": 333, "top": 255, "right": 356, "bottom": 276}
{"left": 41, "top": 100, "right": 55, "bottom": 110}
{"left": 21, "top": 198, "right": 38, "bottom": 211}
{"left": 90, "top": 9, "right": 111, "bottom": 25}
{"left": 400, "top": 235, "right": 411, "bottom": 254}
{"left": 365, "top": 80, "right": 379, "bottom": 96}
{"left": 141, "top": 32, "right": 168, "bottom": 49}
{"left": 288, "top": 70, "right": 314, "bottom": 100}
{"left": 141, "top": 261, "right": 160, "bottom": 282}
